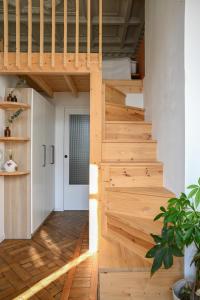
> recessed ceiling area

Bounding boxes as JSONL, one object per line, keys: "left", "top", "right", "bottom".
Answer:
{"left": 0, "top": 0, "right": 145, "bottom": 58}
{"left": 20, "top": 74, "right": 90, "bottom": 98}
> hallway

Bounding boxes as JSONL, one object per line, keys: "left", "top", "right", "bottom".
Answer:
{"left": 0, "top": 211, "right": 97, "bottom": 300}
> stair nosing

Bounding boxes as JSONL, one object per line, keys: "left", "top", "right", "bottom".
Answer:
{"left": 100, "top": 161, "right": 163, "bottom": 166}
{"left": 102, "top": 139, "right": 157, "bottom": 143}
{"left": 106, "top": 102, "right": 145, "bottom": 111}
{"left": 105, "top": 121, "right": 152, "bottom": 125}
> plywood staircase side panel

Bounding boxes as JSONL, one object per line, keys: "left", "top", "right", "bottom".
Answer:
{"left": 106, "top": 103, "right": 144, "bottom": 121}
{"left": 104, "top": 79, "right": 143, "bottom": 94}
{"left": 105, "top": 121, "right": 152, "bottom": 140}
{"left": 105, "top": 85, "right": 126, "bottom": 106}
{"left": 102, "top": 142, "right": 157, "bottom": 162}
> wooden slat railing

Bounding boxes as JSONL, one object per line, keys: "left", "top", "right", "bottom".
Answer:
{"left": 1, "top": 0, "right": 103, "bottom": 71}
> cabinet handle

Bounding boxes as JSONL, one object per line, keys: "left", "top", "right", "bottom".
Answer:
{"left": 42, "top": 145, "right": 46, "bottom": 167}
{"left": 51, "top": 145, "right": 55, "bottom": 165}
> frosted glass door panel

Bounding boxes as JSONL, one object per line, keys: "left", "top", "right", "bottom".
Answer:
{"left": 69, "top": 115, "right": 89, "bottom": 185}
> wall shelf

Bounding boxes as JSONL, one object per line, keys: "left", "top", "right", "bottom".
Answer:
{"left": 0, "top": 102, "right": 30, "bottom": 110}
{"left": 0, "top": 137, "right": 30, "bottom": 142}
{"left": 0, "top": 171, "right": 30, "bottom": 176}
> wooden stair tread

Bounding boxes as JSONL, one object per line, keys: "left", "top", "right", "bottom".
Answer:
{"left": 102, "top": 139, "right": 156, "bottom": 143}
{"left": 106, "top": 187, "right": 174, "bottom": 198}
{"left": 106, "top": 121, "right": 151, "bottom": 125}
{"left": 106, "top": 102, "right": 144, "bottom": 111}
{"left": 106, "top": 211, "right": 162, "bottom": 237}
{"left": 99, "top": 236, "right": 151, "bottom": 273}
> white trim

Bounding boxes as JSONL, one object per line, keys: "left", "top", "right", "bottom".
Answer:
{"left": 0, "top": 233, "right": 5, "bottom": 243}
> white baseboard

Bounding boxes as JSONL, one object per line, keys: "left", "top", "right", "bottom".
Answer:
{"left": 0, "top": 233, "right": 5, "bottom": 243}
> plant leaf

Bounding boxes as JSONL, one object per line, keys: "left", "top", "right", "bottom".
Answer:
{"left": 188, "top": 188, "right": 198, "bottom": 199}
{"left": 154, "top": 213, "right": 164, "bottom": 221}
{"left": 172, "top": 246, "right": 184, "bottom": 257}
{"left": 151, "top": 248, "right": 165, "bottom": 276}
{"left": 188, "top": 184, "right": 199, "bottom": 189}
{"left": 163, "top": 248, "right": 173, "bottom": 269}
{"left": 195, "top": 189, "right": 200, "bottom": 208}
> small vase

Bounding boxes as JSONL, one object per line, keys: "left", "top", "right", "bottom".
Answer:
{"left": 4, "top": 127, "right": 11, "bottom": 137}
{"left": 7, "top": 94, "right": 12, "bottom": 102}
{"left": 4, "top": 157, "right": 17, "bottom": 173}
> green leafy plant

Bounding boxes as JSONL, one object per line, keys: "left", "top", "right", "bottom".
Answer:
{"left": 146, "top": 178, "right": 200, "bottom": 299}
{"left": 8, "top": 109, "right": 23, "bottom": 124}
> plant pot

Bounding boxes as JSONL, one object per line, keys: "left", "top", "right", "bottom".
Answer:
{"left": 172, "top": 279, "right": 188, "bottom": 300}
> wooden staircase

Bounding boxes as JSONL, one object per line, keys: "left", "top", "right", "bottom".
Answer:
{"left": 99, "top": 81, "right": 183, "bottom": 300}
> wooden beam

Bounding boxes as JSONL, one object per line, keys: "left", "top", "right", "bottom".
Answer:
{"left": 75, "top": 0, "right": 79, "bottom": 68}
{"left": 27, "top": 75, "right": 54, "bottom": 97}
{"left": 63, "top": 0, "right": 67, "bottom": 66}
{"left": 28, "top": 0, "right": 32, "bottom": 68}
{"left": 64, "top": 75, "right": 78, "bottom": 97}
{"left": 40, "top": 0, "right": 44, "bottom": 67}
{"left": 52, "top": 0, "right": 56, "bottom": 68}
{"left": 3, "top": 0, "right": 8, "bottom": 68}
{"left": 87, "top": 0, "right": 91, "bottom": 68}
{"left": 16, "top": 0, "right": 20, "bottom": 67}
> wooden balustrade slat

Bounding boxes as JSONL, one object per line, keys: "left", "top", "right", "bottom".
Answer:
{"left": 16, "top": 0, "right": 20, "bottom": 67}
{"left": 64, "top": 0, "right": 67, "bottom": 66}
{"left": 28, "top": 0, "right": 32, "bottom": 67}
{"left": 87, "top": 0, "right": 91, "bottom": 68}
{"left": 99, "top": 0, "right": 102, "bottom": 69}
{"left": 52, "top": 0, "right": 56, "bottom": 68}
{"left": 75, "top": 0, "right": 79, "bottom": 68}
{"left": 40, "top": 0, "right": 44, "bottom": 67}
{"left": 3, "top": 0, "right": 8, "bottom": 68}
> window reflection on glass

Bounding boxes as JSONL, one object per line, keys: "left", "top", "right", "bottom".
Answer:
{"left": 69, "top": 115, "right": 89, "bottom": 185}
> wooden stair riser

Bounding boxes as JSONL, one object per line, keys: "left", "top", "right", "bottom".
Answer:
{"left": 107, "top": 227, "right": 152, "bottom": 262}
{"left": 102, "top": 165, "right": 163, "bottom": 188}
{"left": 106, "top": 104, "right": 144, "bottom": 121}
{"left": 105, "top": 191, "right": 168, "bottom": 219}
{"left": 105, "top": 122, "right": 152, "bottom": 141}
{"left": 107, "top": 214, "right": 157, "bottom": 244}
{"left": 102, "top": 142, "right": 157, "bottom": 162}
{"left": 105, "top": 85, "right": 126, "bottom": 106}
{"left": 99, "top": 271, "right": 182, "bottom": 300}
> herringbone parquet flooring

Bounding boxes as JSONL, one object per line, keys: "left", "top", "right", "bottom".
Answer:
{"left": 0, "top": 211, "right": 91, "bottom": 300}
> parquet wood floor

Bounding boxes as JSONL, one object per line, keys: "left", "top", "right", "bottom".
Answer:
{"left": 0, "top": 211, "right": 97, "bottom": 300}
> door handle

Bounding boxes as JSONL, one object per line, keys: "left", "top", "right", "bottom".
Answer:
{"left": 51, "top": 145, "right": 55, "bottom": 165}
{"left": 42, "top": 145, "right": 46, "bottom": 167}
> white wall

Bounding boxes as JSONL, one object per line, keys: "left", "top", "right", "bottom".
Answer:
{"left": 184, "top": 0, "right": 200, "bottom": 281}
{"left": 0, "top": 75, "right": 18, "bottom": 243}
{"left": 53, "top": 92, "right": 89, "bottom": 211}
{"left": 144, "top": 0, "right": 185, "bottom": 195}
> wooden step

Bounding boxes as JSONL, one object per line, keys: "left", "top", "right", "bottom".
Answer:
{"left": 101, "top": 162, "right": 163, "bottom": 188}
{"left": 102, "top": 141, "right": 157, "bottom": 162}
{"left": 105, "top": 121, "right": 152, "bottom": 140}
{"left": 106, "top": 103, "right": 144, "bottom": 121}
{"left": 105, "top": 189, "right": 169, "bottom": 219}
{"left": 103, "top": 79, "right": 143, "bottom": 94}
{"left": 99, "top": 237, "right": 183, "bottom": 300}
{"left": 106, "top": 212, "right": 162, "bottom": 244}
{"left": 105, "top": 84, "right": 126, "bottom": 106}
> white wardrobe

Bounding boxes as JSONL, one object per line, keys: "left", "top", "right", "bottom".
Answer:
{"left": 31, "top": 90, "right": 55, "bottom": 233}
{"left": 3, "top": 88, "right": 55, "bottom": 239}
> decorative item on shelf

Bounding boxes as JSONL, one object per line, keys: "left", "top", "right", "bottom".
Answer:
{"left": 3, "top": 150, "right": 18, "bottom": 173}
{"left": 4, "top": 126, "right": 11, "bottom": 137}
{"left": 6, "top": 93, "right": 12, "bottom": 102}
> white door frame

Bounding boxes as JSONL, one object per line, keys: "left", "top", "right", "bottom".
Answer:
{"left": 63, "top": 107, "right": 90, "bottom": 210}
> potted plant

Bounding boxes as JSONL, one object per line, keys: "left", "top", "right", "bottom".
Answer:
{"left": 146, "top": 178, "right": 200, "bottom": 300}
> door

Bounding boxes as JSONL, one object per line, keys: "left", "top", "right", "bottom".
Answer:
{"left": 64, "top": 108, "right": 90, "bottom": 210}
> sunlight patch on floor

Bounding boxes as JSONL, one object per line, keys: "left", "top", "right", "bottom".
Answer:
{"left": 13, "top": 251, "right": 91, "bottom": 300}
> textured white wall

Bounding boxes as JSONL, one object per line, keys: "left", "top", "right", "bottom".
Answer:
{"left": 53, "top": 92, "right": 89, "bottom": 211}
{"left": 144, "top": 0, "right": 185, "bottom": 195}
{"left": 184, "top": 0, "right": 200, "bottom": 281}
{"left": 0, "top": 76, "right": 18, "bottom": 243}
